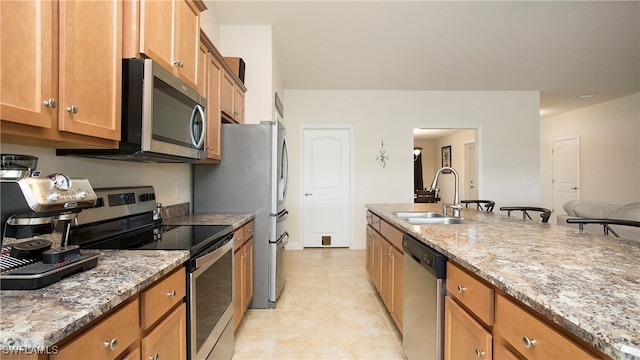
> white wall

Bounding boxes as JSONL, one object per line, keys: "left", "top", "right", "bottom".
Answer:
{"left": 284, "top": 90, "right": 540, "bottom": 249}
{"left": 540, "top": 92, "right": 640, "bottom": 211}
{"left": 0, "top": 143, "right": 192, "bottom": 208}
{"left": 433, "top": 129, "right": 477, "bottom": 202}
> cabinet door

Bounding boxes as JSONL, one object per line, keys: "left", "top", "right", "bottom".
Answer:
{"left": 380, "top": 241, "right": 392, "bottom": 309}
{"left": 234, "top": 246, "right": 244, "bottom": 330}
{"left": 372, "top": 231, "right": 383, "bottom": 293}
{"left": 444, "top": 296, "right": 492, "bottom": 360}
{"left": 243, "top": 239, "right": 254, "bottom": 309}
{"left": 141, "top": 303, "right": 187, "bottom": 360}
{"left": 365, "top": 226, "right": 374, "bottom": 278}
{"left": 233, "top": 85, "right": 245, "bottom": 123}
{"left": 205, "top": 52, "right": 222, "bottom": 160}
{"left": 139, "top": 0, "right": 173, "bottom": 71}
{"left": 174, "top": 0, "right": 200, "bottom": 89}
{"left": 58, "top": 0, "right": 121, "bottom": 140}
{"left": 220, "top": 71, "right": 235, "bottom": 119}
{"left": 390, "top": 245, "right": 403, "bottom": 333}
{"left": 1, "top": 0, "right": 56, "bottom": 128}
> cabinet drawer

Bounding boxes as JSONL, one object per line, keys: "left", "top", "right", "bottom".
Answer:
{"left": 234, "top": 226, "right": 245, "bottom": 251}
{"left": 495, "top": 294, "right": 598, "bottom": 360}
{"left": 141, "top": 267, "right": 186, "bottom": 330}
{"left": 243, "top": 221, "right": 253, "bottom": 240}
{"left": 446, "top": 262, "right": 494, "bottom": 326}
{"left": 370, "top": 213, "right": 381, "bottom": 232}
{"left": 141, "top": 303, "right": 187, "bottom": 360}
{"left": 53, "top": 299, "right": 139, "bottom": 360}
{"left": 380, "top": 220, "right": 403, "bottom": 251}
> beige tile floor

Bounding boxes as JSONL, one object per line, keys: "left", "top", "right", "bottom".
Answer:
{"left": 232, "top": 248, "right": 406, "bottom": 360}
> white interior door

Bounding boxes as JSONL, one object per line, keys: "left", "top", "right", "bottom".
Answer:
{"left": 465, "top": 142, "right": 478, "bottom": 199}
{"left": 302, "top": 128, "right": 351, "bottom": 247}
{"left": 553, "top": 137, "right": 581, "bottom": 223}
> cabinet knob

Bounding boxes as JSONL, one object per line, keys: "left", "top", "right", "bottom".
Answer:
{"left": 174, "top": 60, "right": 184, "bottom": 68}
{"left": 103, "top": 338, "right": 118, "bottom": 350}
{"left": 66, "top": 105, "right": 79, "bottom": 114}
{"left": 149, "top": 354, "right": 159, "bottom": 360}
{"left": 522, "top": 336, "right": 537, "bottom": 348}
{"left": 167, "top": 290, "right": 176, "bottom": 298}
{"left": 457, "top": 285, "right": 466, "bottom": 293}
{"left": 475, "top": 349, "right": 486, "bottom": 358}
{"left": 43, "top": 98, "right": 57, "bottom": 108}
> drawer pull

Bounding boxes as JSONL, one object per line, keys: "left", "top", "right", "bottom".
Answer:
{"left": 103, "top": 338, "right": 118, "bottom": 350}
{"left": 522, "top": 336, "right": 537, "bottom": 348}
{"left": 475, "top": 349, "right": 486, "bottom": 358}
{"left": 66, "top": 105, "right": 79, "bottom": 114}
{"left": 43, "top": 98, "right": 57, "bottom": 108}
{"left": 457, "top": 285, "right": 466, "bottom": 293}
{"left": 149, "top": 354, "right": 159, "bottom": 360}
{"left": 167, "top": 290, "right": 176, "bottom": 298}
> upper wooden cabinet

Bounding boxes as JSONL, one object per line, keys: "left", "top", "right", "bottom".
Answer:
{"left": 1, "top": 0, "right": 121, "bottom": 148}
{"left": 220, "top": 59, "right": 246, "bottom": 124}
{"left": 134, "top": 0, "right": 206, "bottom": 91}
{"left": 199, "top": 33, "right": 222, "bottom": 162}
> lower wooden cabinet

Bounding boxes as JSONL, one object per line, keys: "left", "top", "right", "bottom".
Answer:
{"left": 51, "top": 267, "right": 187, "bottom": 360}
{"left": 234, "top": 221, "right": 254, "bottom": 330}
{"left": 141, "top": 303, "right": 187, "bottom": 360}
{"left": 444, "top": 296, "right": 492, "bottom": 360}
{"left": 365, "top": 212, "right": 403, "bottom": 333}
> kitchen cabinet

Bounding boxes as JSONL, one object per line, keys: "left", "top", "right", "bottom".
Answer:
{"left": 365, "top": 211, "right": 403, "bottom": 332}
{"left": 234, "top": 221, "right": 254, "bottom": 330}
{"left": 198, "top": 32, "right": 223, "bottom": 162}
{"left": 494, "top": 294, "right": 598, "bottom": 360}
{"left": 1, "top": 0, "right": 121, "bottom": 148}
{"left": 220, "top": 67, "right": 246, "bottom": 124}
{"left": 444, "top": 296, "right": 492, "bottom": 360}
{"left": 51, "top": 267, "right": 186, "bottom": 360}
{"left": 134, "top": 0, "right": 206, "bottom": 92}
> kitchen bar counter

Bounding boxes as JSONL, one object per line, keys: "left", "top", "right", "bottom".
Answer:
{"left": 366, "top": 203, "right": 640, "bottom": 360}
{"left": 0, "top": 248, "right": 189, "bottom": 350}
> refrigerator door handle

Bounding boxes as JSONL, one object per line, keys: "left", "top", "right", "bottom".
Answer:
{"left": 281, "top": 232, "right": 289, "bottom": 247}
{"left": 276, "top": 210, "right": 289, "bottom": 222}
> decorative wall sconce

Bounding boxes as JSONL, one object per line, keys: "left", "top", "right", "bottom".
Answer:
{"left": 376, "top": 141, "right": 388, "bottom": 168}
{"left": 413, "top": 147, "right": 422, "bottom": 161}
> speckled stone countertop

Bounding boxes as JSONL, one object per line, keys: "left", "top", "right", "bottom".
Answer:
{"left": 0, "top": 246, "right": 189, "bottom": 350}
{"left": 366, "top": 203, "right": 640, "bottom": 360}
{"left": 163, "top": 213, "right": 254, "bottom": 229}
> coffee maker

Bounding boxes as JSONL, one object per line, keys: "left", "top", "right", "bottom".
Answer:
{"left": 1, "top": 154, "right": 101, "bottom": 289}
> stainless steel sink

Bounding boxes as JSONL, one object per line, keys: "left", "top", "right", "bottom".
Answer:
{"left": 404, "top": 217, "right": 465, "bottom": 225}
{"left": 394, "top": 211, "right": 445, "bottom": 218}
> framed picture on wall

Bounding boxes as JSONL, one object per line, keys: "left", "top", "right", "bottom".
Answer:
{"left": 441, "top": 145, "right": 452, "bottom": 173}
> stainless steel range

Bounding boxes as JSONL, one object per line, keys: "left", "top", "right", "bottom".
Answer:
{"left": 67, "top": 186, "right": 234, "bottom": 360}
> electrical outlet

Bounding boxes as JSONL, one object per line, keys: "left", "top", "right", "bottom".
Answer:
{"left": 176, "top": 185, "right": 184, "bottom": 201}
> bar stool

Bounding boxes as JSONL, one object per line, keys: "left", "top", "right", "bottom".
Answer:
{"left": 500, "top": 206, "right": 552, "bottom": 223}
{"left": 566, "top": 218, "right": 640, "bottom": 238}
{"left": 461, "top": 200, "right": 495, "bottom": 212}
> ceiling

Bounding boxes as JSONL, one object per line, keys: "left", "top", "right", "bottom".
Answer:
{"left": 208, "top": 1, "right": 639, "bottom": 119}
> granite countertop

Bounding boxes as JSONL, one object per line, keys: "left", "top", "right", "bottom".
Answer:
{"left": 366, "top": 203, "right": 640, "bottom": 360}
{"left": 163, "top": 213, "right": 254, "bottom": 230}
{"left": 0, "top": 247, "right": 189, "bottom": 350}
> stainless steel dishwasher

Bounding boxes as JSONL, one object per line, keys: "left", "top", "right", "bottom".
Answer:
{"left": 402, "top": 233, "right": 448, "bottom": 360}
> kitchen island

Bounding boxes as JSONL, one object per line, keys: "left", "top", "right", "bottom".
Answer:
{"left": 366, "top": 203, "right": 640, "bottom": 360}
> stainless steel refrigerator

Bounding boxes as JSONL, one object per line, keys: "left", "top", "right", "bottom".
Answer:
{"left": 193, "top": 120, "right": 289, "bottom": 309}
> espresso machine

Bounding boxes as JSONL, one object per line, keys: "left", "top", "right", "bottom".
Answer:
{"left": 1, "top": 154, "right": 100, "bottom": 290}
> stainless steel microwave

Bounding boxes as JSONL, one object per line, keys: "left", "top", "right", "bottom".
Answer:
{"left": 57, "top": 58, "right": 206, "bottom": 162}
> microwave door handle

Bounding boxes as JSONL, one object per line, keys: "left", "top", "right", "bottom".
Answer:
{"left": 190, "top": 105, "right": 206, "bottom": 148}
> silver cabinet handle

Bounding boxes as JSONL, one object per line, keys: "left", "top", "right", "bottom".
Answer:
{"left": 475, "top": 349, "right": 485, "bottom": 358}
{"left": 103, "top": 338, "right": 117, "bottom": 350}
{"left": 66, "top": 105, "right": 78, "bottom": 114}
{"left": 174, "top": 60, "right": 184, "bottom": 68}
{"left": 149, "top": 354, "right": 159, "bottom": 360}
{"left": 305, "top": 193, "right": 313, "bottom": 196}
{"left": 457, "top": 285, "right": 466, "bottom": 293}
{"left": 167, "top": 290, "right": 176, "bottom": 298}
{"left": 522, "top": 336, "right": 537, "bottom": 348}
{"left": 43, "top": 98, "right": 57, "bottom": 108}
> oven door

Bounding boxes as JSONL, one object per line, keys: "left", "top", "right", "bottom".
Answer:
{"left": 189, "top": 235, "right": 234, "bottom": 360}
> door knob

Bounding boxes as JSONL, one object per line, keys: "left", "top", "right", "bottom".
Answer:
{"left": 571, "top": 187, "right": 579, "bottom": 190}
{"left": 305, "top": 193, "right": 312, "bottom": 196}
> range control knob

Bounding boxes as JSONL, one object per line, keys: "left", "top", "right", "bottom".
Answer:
{"left": 47, "top": 192, "right": 60, "bottom": 203}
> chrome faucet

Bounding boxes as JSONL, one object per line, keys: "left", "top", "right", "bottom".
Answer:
{"left": 428, "top": 166, "right": 463, "bottom": 217}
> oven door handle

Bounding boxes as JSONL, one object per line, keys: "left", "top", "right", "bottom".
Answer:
{"left": 194, "top": 237, "right": 232, "bottom": 270}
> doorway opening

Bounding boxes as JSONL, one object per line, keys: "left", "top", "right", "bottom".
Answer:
{"left": 413, "top": 128, "right": 478, "bottom": 203}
